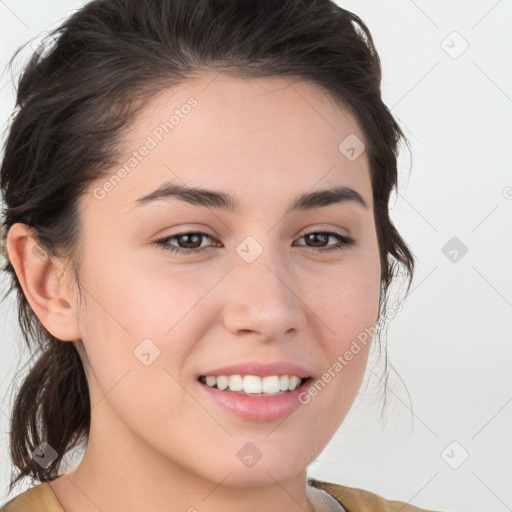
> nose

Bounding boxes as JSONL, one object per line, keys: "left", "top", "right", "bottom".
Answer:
{"left": 220, "top": 246, "right": 308, "bottom": 342}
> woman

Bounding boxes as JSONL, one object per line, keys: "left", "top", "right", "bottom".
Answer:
{"left": 0, "top": 0, "right": 447, "bottom": 510}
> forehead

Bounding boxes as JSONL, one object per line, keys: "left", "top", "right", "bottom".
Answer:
{"left": 88, "top": 72, "right": 372, "bottom": 217}
{"left": 135, "top": 72, "right": 366, "bottom": 149}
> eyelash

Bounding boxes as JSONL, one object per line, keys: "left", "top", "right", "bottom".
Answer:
{"left": 154, "top": 230, "right": 355, "bottom": 255}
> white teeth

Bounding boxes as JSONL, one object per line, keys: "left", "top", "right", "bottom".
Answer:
{"left": 262, "top": 376, "right": 280, "bottom": 394}
{"left": 216, "top": 375, "right": 229, "bottom": 390}
{"left": 201, "top": 374, "right": 305, "bottom": 394}
{"left": 288, "top": 376, "right": 301, "bottom": 390}
{"left": 243, "top": 375, "right": 262, "bottom": 394}
{"left": 228, "top": 375, "right": 243, "bottom": 391}
{"left": 205, "top": 376, "right": 217, "bottom": 387}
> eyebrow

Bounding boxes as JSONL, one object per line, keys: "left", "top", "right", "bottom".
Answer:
{"left": 133, "top": 181, "right": 368, "bottom": 214}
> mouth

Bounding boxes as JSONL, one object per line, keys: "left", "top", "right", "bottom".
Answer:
{"left": 196, "top": 373, "right": 315, "bottom": 422}
{"left": 195, "top": 360, "right": 315, "bottom": 422}
{"left": 197, "top": 375, "right": 313, "bottom": 397}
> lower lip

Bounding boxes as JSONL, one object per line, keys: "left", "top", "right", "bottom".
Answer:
{"left": 197, "top": 378, "right": 313, "bottom": 423}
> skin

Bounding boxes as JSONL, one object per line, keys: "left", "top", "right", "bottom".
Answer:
{"left": 7, "top": 72, "right": 381, "bottom": 512}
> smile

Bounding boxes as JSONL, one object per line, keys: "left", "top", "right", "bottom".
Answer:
{"left": 198, "top": 374, "right": 306, "bottom": 396}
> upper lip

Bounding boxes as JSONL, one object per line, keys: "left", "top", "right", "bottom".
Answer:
{"left": 199, "top": 361, "right": 313, "bottom": 379}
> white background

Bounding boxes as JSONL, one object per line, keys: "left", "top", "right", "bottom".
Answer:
{"left": 0, "top": 1, "right": 511, "bottom": 511}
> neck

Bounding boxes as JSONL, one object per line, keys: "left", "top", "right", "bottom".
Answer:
{"left": 49, "top": 409, "right": 321, "bottom": 512}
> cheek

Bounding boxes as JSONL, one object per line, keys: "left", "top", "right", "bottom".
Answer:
{"left": 76, "top": 277, "right": 197, "bottom": 432}
{"left": 74, "top": 249, "right": 171, "bottom": 388}
{"left": 301, "top": 258, "right": 380, "bottom": 404}
{"left": 75, "top": 250, "right": 215, "bottom": 399}
{"left": 306, "top": 258, "right": 381, "bottom": 341}
{"left": 79, "top": 244, "right": 200, "bottom": 340}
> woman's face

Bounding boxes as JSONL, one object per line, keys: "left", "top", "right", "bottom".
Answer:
{"left": 71, "top": 72, "right": 381, "bottom": 486}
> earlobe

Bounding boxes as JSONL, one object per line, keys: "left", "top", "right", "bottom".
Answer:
{"left": 5, "top": 223, "right": 82, "bottom": 342}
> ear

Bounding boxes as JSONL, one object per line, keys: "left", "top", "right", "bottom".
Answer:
{"left": 5, "top": 223, "right": 82, "bottom": 341}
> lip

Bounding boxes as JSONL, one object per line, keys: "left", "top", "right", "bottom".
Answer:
{"left": 198, "top": 360, "right": 313, "bottom": 379}
{"left": 197, "top": 376, "right": 314, "bottom": 422}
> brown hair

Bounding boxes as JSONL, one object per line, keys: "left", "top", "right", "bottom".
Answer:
{"left": 0, "top": 0, "right": 415, "bottom": 494}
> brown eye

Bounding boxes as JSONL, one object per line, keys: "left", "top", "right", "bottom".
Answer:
{"left": 155, "top": 231, "right": 217, "bottom": 254}
{"left": 294, "top": 231, "right": 355, "bottom": 252}
{"left": 154, "top": 230, "right": 355, "bottom": 256}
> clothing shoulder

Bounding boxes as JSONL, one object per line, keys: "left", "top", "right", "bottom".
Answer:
{"left": 309, "top": 478, "right": 447, "bottom": 512}
{"left": 2, "top": 478, "right": 450, "bottom": 512}
{"left": 0, "top": 483, "right": 63, "bottom": 512}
